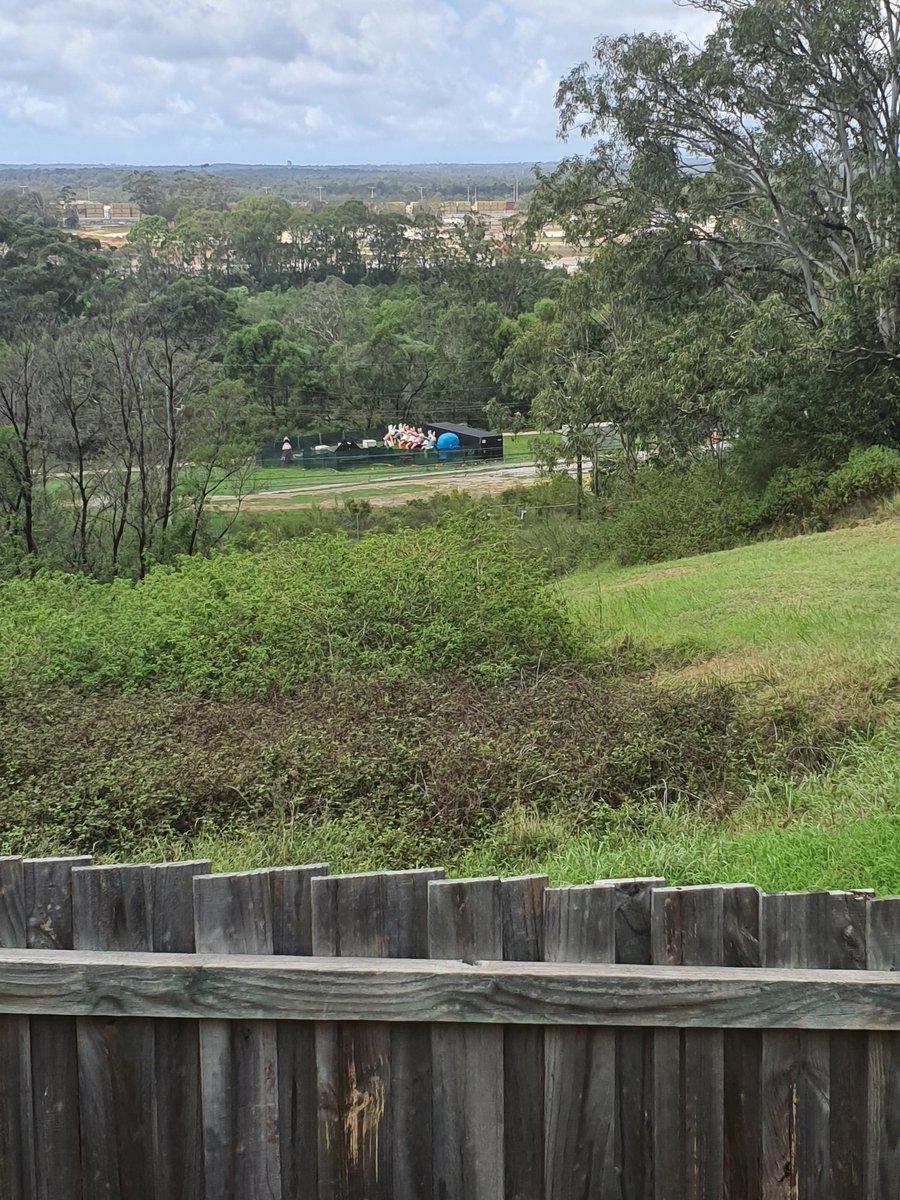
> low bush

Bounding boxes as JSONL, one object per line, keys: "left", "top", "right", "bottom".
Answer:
{"left": 577, "top": 446, "right": 900, "bottom": 569}
{"left": 756, "top": 463, "right": 829, "bottom": 529}
{"left": 753, "top": 446, "right": 900, "bottom": 532}
{"left": 0, "top": 670, "right": 812, "bottom": 857}
{"left": 816, "top": 445, "right": 900, "bottom": 514}
{"left": 0, "top": 517, "right": 575, "bottom": 694}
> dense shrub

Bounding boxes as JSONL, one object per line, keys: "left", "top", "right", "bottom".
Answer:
{"left": 0, "top": 671, "right": 800, "bottom": 857}
{"left": 591, "top": 463, "right": 759, "bottom": 566}
{"left": 578, "top": 446, "right": 900, "bottom": 569}
{"left": 0, "top": 518, "right": 575, "bottom": 694}
{"left": 755, "top": 446, "right": 900, "bottom": 531}
{"left": 757, "top": 463, "right": 829, "bottom": 528}
{"left": 816, "top": 445, "right": 900, "bottom": 514}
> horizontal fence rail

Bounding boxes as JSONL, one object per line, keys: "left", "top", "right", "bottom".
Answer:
{"left": 1, "top": 951, "right": 900, "bottom": 1029}
{"left": 0, "top": 856, "right": 898, "bottom": 1199}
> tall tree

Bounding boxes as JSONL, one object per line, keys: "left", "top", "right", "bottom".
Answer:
{"left": 224, "top": 320, "right": 318, "bottom": 427}
{"left": 529, "top": 0, "right": 900, "bottom": 464}
{"left": 496, "top": 295, "right": 606, "bottom": 514}
{"left": 126, "top": 170, "right": 166, "bottom": 217}
{"left": 537, "top": 0, "right": 900, "bottom": 333}
{"left": 227, "top": 195, "right": 291, "bottom": 286}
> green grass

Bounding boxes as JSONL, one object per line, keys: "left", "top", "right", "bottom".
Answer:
{"left": 456, "top": 727, "right": 900, "bottom": 891}
{"left": 565, "top": 519, "right": 900, "bottom": 704}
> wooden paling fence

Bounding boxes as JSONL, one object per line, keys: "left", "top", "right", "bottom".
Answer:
{"left": 0, "top": 858, "right": 899, "bottom": 1199}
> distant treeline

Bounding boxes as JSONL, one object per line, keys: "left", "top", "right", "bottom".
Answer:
{"left": 0, "top": 206, "right": 562, "bottom": 579}
{"left": 0, "top": 162, "right": 551, "bottom": 223}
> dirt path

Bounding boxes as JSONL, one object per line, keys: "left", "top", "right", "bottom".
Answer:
{"left": 215, "top": 460, "right": 569, "bottom": 511}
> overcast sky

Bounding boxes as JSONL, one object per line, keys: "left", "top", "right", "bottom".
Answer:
{"left": 1, "top": 0, "right": 713, "bottom": 166}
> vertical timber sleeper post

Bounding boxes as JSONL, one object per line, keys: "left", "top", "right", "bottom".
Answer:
{"left": 193, "top": 869, "right": 282, "bottom": 1200}
{"left": 428, "top": 877, "right": 503, "bottom": 1200}
{"left": 23, "top": 856, "right": 92, "bottom": 1200}
{"left": 72, "top": 863, "right": 157, "bottom": 1200}
{"left": 543, "top": 884, "right": 617, "bottom": 1200}
{"left": 311, "top": 868, "right": 443, "bottom": 1200}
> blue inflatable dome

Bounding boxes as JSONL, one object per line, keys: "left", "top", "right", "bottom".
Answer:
{"left": 436, "top": 432, "right": 461, "bottom": 451}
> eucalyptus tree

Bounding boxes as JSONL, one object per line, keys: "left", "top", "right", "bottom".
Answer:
{"left": 530, "top": 0, "right": 900, "bottom": 464}
{"left": 538, "top": 0, "right": 900, "bottom": 334}
{"left": 496, "top": 296, "right": 607, "bottom": 514}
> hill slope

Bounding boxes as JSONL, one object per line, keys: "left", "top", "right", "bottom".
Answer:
{"left": 566, "top": 517, "right": 900, "bottom": 711}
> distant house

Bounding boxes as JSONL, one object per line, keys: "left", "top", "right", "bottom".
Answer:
{"left": 73, "top": 201, "right": 142, "bottom": 225}
{"left": 472, "top": 199, "right": 516, "bottom": 213}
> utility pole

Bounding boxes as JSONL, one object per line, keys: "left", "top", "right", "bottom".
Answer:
{"left": 317, "top": 186, "right": 324, "bottom": 203}
{"left": 514, "top": 178, "right": 519, "bottom": 204}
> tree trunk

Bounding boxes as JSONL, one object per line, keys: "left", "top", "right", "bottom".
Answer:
{"left": 20, "top": 463, "right": 36, "bottom": 559}
{"left": 158, "top": 353, "right": 178, "bottom": 531}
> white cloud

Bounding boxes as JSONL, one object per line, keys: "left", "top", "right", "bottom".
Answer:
{"left": 0, "top": 0, "right": 715, "bottom": 162}
{"left": 0, "top": 84, "right": 69, "bottom": 130}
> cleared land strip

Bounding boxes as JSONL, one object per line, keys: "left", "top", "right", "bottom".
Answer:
{"left": 214, "top": 459, "right": 575, "bottom": 509}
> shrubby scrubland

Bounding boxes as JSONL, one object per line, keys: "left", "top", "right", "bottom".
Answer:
{"left": 4, "top": 0, "right": 900, "bottom": 881}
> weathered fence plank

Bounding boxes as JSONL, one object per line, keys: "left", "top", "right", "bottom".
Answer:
{"left": 0, "top": 857, "right": 29, "bottom": 1200}
{"left": 320, "top": 872, "right": 394, "bottom": 1200}
{"left": 604, "top": 876, "right": 665, "bottom": 1200}
{"left": 271, "top": 864, "right": 328, "bottom": 1200}
{"left": 23, "top": 855, "right": 91, "bottom": 1200}
{"left": 6, "top": 949, "right": 900, "bottom": 1026}
{"left": 866, "top": 897, "right": 900, "bottom": 1199}
{"left": 761, "top": 892, "right": 829, "bottom": 1200}
{"left": 827, "top": 892, "right": 868, "bottom": 1197}
{"left": 150, "top": 861, "right": 210, "bottom": 1200}
{"left": 543, "top": 884, "right": 617, "bottom": 1200}
{"left": 761, "top": 891, "right": 869, "bottom": 1199}
{"left": 193, "top": 869, "right": 281, "bottom": 1200}
{"left": 721, "top": 884, "right": 762, "bottom": 1200}
{"left": 503, "top": 874, "right": 547, "bottom": 1200}
{"left": 652, "top": 886, "right": 726, "bottom": 1200}
{"left": 429, "top": 876, "right": 504, "bottom": 1200}
{"left": 384, "top": 869, "right": 445, "bottom": 1200}
{"left": 73, "top": 864, "right": 156, "bottom": 1200}
{"left": 311, "top": 868, "right": 442, "bottom": 1200}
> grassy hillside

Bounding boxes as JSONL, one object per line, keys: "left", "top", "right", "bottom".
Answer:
{"left": 155, "top": 518, "right": 900, "bottom": 888}
{"left": 566, "top": 519, "right": 900, "bottom": 711}
{"left": 2, "top": 516, "right": 898, "bottom": 889}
